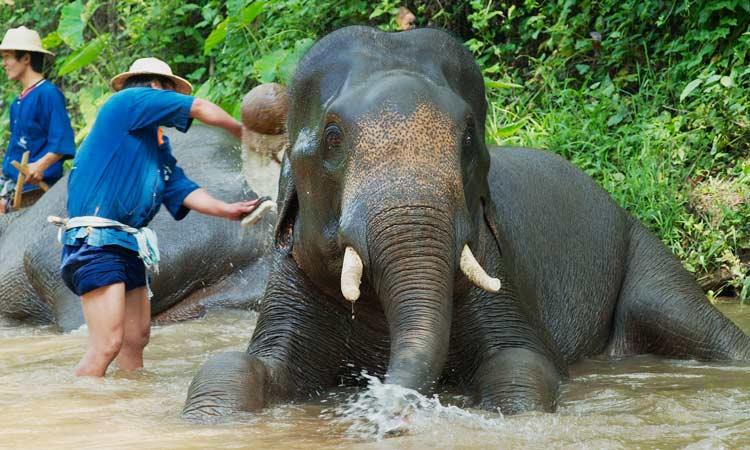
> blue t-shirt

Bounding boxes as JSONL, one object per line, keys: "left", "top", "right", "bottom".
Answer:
{"left": 2, "top": 80, "right": 76, "bottom": 192}
{"left": 63, "top": 87, "right": 200, "bottom": 252}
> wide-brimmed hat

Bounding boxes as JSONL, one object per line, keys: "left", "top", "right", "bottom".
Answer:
{"left": 110, "top": 57, "right": 192, "bottom": 95}
{"left": 0, "top": 26, "right": 55, "bottom": 56}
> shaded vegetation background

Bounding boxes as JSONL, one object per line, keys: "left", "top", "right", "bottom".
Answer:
{"left": 1, "top": 0, "right": 748, "bottom": 300}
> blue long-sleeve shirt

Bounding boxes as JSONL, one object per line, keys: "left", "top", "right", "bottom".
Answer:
{"left": 2, "top": 80, "right": 76, "bottom": 191}
{"left": 62, "top": 87, "right": 200, "bottom": 252}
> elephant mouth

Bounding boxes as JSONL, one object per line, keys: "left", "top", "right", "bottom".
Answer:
{"left": 274, "top": 190, "right": 297, "bottom": 252}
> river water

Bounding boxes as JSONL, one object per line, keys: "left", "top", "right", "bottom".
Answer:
{"left": 1, "top": 304, "right": 748, "bottom": 449}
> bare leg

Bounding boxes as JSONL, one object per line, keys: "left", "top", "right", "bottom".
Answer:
{"left": 116, "top": 287, "right": 151, "bottom": 371}
{"left": 75, "top": 283, "right": 126, "bottom": 377}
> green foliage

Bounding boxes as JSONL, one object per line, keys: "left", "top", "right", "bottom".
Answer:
{"left": 0, "top": 0, "right": 747, "bottom": 300}
{"left": 472, "top": 0, "right": 750, "bottom": 300}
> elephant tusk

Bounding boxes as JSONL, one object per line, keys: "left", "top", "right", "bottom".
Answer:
{"left": 341, "top": 246, "right": 364, "bottom": 302}
{"left": 460, "top": 244, "right": 501, "bottom": 293}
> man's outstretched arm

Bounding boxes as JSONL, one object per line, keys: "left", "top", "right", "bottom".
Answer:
{"left": 190, "top": 98, "right": 242, "bottom": 139}
{"left": 182, "top": 188, "right": 259, "bottom": 220}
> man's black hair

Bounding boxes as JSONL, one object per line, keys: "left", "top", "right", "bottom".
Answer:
{"left": 122, "top": 74, "right": 176, "bottom": 90}
{"left": 14, "top": 50, "right": 45, "bottom": 73}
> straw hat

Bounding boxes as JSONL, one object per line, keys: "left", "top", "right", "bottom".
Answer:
{"left": 110, "top": 57, "right": 192, "bottom": 95}
{"left": 0, "top": 26, "right": 55, "bottom": 56}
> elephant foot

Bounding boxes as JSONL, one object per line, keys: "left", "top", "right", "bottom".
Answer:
{"left": 472, "top": 347, "right": 561, "bottom": 414}
{"left": 182, "top": 351, "right": 272, "bottom": 421}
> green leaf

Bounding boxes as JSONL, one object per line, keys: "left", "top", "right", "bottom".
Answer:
{"left": 679, "top": 79, "right": 702, "bottom": 102}
{"left": 58, "top": 34, "right": 108, "bottom": 76}
{"left": 203, "top": 18, "right": 228, "bottom": 55}
{"left": 75, "top": 86, "right": 110, "bottom": 143}
{"left": 238, "top": 1, "right": 264, "bottom": 26}
{"left": 41, "top": 32, "right": 63, "bottom": 50}
{"left": 278, "top": 38, "right": 314, "bottom": 84}
{"left": 484, "top": 79, "right": 523, "bottom": 89}
{"left": 494, "top": 120, "right": 525, "bottom": 138}
{"left": 58, "top": 0, "right": 85, "bottom": 49}
{"left": 193, "top": 78, "right": 214, "bottom": 99}
{"left": 720, "top": 76, "right": 734, "bottom": 88}
{"left": 369, "top": 7, "right": 386, "bottom": 19}
{"left": 611, "top": 172, "right": 625, "bottom": 182}
{"left": 231, "top": 101, "right": 242, "bottom": 120}
{"left": 253, "top": 49, "right": 286, "bottom": 83}
{"left": 607, "top": 112, "right": 625, "bottom": 127}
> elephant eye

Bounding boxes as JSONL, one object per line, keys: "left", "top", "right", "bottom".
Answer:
{"left": 462, "top": 123, "right": 475, "bottom": 149}
{"left": 324, "top": 123, "right": 343, "bottom": 149}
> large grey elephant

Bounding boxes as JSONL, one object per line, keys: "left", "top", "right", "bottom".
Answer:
{"left": 0, "top": 125, "right": 273, "bottom": 331}
{"left": 183, "top": 26, "right": 750, "bottom": 418}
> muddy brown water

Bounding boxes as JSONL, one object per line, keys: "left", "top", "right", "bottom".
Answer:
{"left": 0, "top": 304, "right": 748, "bottom": 449}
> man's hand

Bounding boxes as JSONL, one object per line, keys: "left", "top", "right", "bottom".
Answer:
{"left": 22, "top": 153, "right": 62, "bottom": 185}
{"left": 183, "top": 188, "right": 274, "bottom": 223}
{"left": 25, "top": 160, "right": 46, "bottom": 184}
{"left": 222, "top": 199, "right": 263, "bottom": 221}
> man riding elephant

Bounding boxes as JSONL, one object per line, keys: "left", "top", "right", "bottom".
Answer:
{"left": 183, "top": 26, "right": 750, "bottom": 419}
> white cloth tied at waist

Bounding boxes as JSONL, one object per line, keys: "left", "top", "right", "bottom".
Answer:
{"left": 47, "top": 215, "right": 160, "bottom": 274}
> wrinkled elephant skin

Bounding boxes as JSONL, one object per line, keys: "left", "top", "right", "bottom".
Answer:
{"left": 0, "top": 125, "right": 274, "bottom": 331}
{"left": 184, "top": 26, "right": 750, "bottom": 419}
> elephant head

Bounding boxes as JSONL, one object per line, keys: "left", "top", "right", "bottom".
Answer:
{"left": 275, "top": 26, "right": 501, "bottom": 391}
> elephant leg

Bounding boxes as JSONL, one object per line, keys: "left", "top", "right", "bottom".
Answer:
{"left": 182, "top": 351, "right": 273, "bottom": 419}
{"left": 472, "top": 347, "right": 561, "bottom": 414}
{"left": 607, "top": 222, "right": 750, "bottom": 360}
{"left": 451, "top": 232, "right": 566, "bottom": 414}
{"left": 183, "top": 254, "right": 349, "bottom": 419}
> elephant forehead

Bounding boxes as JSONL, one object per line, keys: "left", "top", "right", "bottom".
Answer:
{"left": 353, "top": 102, "right": 458, "bottom": 165}
{"left": 345, "top": 102, "right": 462, "bottom": 200}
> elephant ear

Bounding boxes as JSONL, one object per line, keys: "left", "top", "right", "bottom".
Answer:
{"left": 481, "top": 193, "right": 504, "bottom": 258}
{"left": 274, "top": 152, "right": 297, "bottom": 252}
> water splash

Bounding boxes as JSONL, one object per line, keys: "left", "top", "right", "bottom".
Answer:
{"left": 324, "top": 372, "right": 504, "bottom": 441}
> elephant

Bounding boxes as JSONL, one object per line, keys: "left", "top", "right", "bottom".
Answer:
{"left": 183, "top": 26, "right": 750, "bottom": 418}
{"left": 0, "top": 125, "right": 274, "bottom": 332}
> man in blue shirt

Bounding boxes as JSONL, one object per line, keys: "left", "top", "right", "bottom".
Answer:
{"left": 58, "top": 57, "right": 273, "bottom": 377}
{"left": 0, "top": 26, "right": 76, "bottom": 212}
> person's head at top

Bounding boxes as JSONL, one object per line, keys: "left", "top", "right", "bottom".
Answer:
{"left": 110, "top": 57, "right": 192, "bottom": 95}
{"left": 0, "top": 26, "right": 54, "bottom": 89}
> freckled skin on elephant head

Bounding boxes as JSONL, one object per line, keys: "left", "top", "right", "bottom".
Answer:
{"left": 0, "top": 125, "right": 274, "bottom": 331}
{"left": 183, "top": 26, "right": 750, "bottom": 419}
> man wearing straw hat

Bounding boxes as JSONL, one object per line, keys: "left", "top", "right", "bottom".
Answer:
{"left": 0, "top": 26, "right": 76, "bottom": 212}
{"left": 55, "top": 57, "right": 274, "bottom": 377}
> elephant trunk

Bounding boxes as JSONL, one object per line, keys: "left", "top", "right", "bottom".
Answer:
{"left": 368, "top": 206, "right": 454, "bottom": 391}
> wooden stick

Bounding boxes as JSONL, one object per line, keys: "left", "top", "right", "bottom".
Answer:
{"left": 10, "top": 160, "right": 49, "bottom": 191}
{"left": 12, "top": 151, "right": 29, "bottom": 209}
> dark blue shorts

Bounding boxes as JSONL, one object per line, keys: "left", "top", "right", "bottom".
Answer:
{"left": 61, "top": 243, "right": 147, "bottom": 296}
